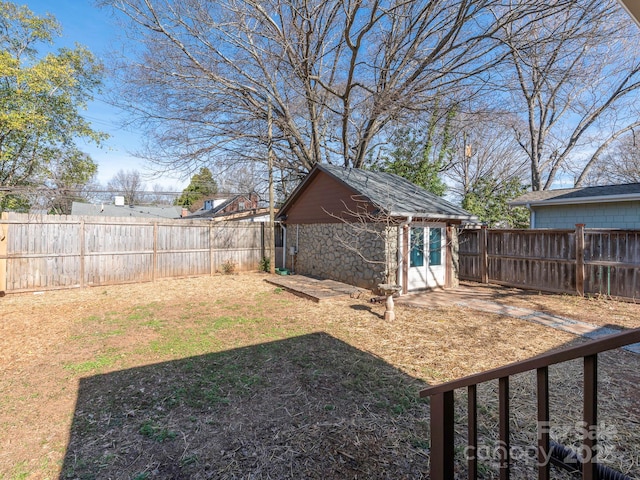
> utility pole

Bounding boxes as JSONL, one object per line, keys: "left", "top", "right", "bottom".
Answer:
{"left": 267, "top": 103, "right": 276, "bottom": 274}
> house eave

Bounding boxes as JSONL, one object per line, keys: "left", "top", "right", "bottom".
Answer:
{"left": 390, "top": 211, "right": 478, "bottom": 222}
{"left": 510, "top": 192, "right": 640, "bottom": 207}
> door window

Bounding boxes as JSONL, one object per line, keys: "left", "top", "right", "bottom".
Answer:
{"left": 429, "top": 228, "right": 442, "bottom": 266}
{"left": 410, "top": 227, "right": 425, "bottom": 267}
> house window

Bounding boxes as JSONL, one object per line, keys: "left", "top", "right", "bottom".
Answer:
{"left": 410, "top": 227, "right": 425, "bottom": 267}
{"left": 238, "top": 201, "right": 245, "bottom": 210}
{"left": 429, "top": 228, "right": 442, "bottom": 266}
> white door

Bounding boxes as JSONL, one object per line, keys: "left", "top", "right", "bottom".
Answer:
{"left": 407, "top": 223, "right": 446, "bottom": 291}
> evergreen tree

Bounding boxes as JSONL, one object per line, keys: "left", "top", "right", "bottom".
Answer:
{"left": 175, "top": 167, "right": 218, "bottom": 210}
{"left": 462, "top": 177, "right": 529, "bottom": 228}
{"left": 374, "top": 107, "right": 455, "bottom": 196}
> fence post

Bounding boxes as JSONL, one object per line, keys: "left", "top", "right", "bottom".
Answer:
{"left": 209, "top": 223, "right": 214, "bottom": 275}
{"left": 79, "top": 220, "right": 85, "bottom": 288}
{"left": 480, "top": 225, "right": 488, "bottom": 284}
{"left": 0, "top": 212, "right": 8, "bottom": 295}
{"left": 153, "top": 222, "right": 158, "bottom": 281}
{"left": 576, "top": 224, "right": 585, "bottom": 296}
{"left": 261, "top": 222, "right": 266, "bottom": 262}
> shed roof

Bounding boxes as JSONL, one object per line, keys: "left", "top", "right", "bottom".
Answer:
{"left": 278, "top": 163, "right": 476, "bottom": 221}
{"left": 510, "top": 183, "right": 640, "bottom": 207}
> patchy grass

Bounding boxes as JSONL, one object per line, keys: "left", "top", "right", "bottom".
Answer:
{"left": 63, "top": 351, "right": 123, "bottom": 374}
{"left": 139, "top": 420, "right": 177, "bottom": 443}
{"left": 0, "top": 273, "right": 638, "bottom": 479}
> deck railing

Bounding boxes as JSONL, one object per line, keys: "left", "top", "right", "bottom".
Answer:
{"left": 420, "top": 328, "right": 640, "bottom": 480}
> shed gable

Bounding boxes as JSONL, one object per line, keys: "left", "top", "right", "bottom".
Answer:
{"left": 284, "top": 171, "right": 375, "bottom": 224}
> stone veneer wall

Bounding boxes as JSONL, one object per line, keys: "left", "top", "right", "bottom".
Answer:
{"left": 285, "top": 223, "right": 398, "bottom": 290}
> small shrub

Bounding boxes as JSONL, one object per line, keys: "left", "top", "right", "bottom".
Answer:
{"left": 221, "top": 259, "right": 237, "bottom": 275}
{"left": 259, "top": 257, "right": 270, "bottom": 272}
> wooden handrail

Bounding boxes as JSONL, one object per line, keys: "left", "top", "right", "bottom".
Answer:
{"left": 420, "top": 328, "right": 640, "bottom": 397}
{"left": 421, "top": 328, "right": 640, "bottom": 480}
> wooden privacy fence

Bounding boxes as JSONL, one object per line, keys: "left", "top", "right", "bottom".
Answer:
{"left": 459, "top": 225, "right": 640, "bottom": 300}
{"left": 0, "top": 213, "right": 266, "bottom": 294}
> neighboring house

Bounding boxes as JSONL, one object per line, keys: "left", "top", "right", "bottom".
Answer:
{"left": 276, "top": 164, "right": 476, "bottom": 293}
{"left": 208, "top": 207, "right": 275, "bottom": 222}
{"left": 202, "top": 196, "right": 230, "bottom": 211}
{"left": 510, "top": 183, "right": 640, "bottom": 229}
{"left": 187, "top": 193, "right": 260, "bottom": 219}
{"left": 71, "top": 198, "right": 183, "bottom": 219}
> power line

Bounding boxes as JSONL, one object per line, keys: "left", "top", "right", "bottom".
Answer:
{"left": 0, "top": 186, "right": 259, "bottom": 197}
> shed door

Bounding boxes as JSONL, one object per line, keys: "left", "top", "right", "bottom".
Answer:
{"left": 407, "top": 223, "right": 446, "bottom": 290}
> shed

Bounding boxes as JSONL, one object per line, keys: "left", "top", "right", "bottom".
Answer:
{"left": 510, "top": 183, "right": 640, "bottom": 229}
{"left": 276, "top": 164, "right": 476, "bottom": 293}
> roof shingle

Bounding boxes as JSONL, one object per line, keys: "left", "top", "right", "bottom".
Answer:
{"left": 279, "top": 163, "right": 476, "bottom": 221}
{"left": 510, "top": 183, "right": 640, "bottom": 206}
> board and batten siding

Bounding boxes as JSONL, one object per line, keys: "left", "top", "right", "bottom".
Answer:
{"left": 284, "top": 171, "right": 375, "bottom": 224}
{"left": 0, "top": 213, "right": 266, "bottom": 294}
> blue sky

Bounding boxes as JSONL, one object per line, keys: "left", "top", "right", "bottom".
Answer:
{"left": 25, "top": 0, "right": 188, "bottom": 190}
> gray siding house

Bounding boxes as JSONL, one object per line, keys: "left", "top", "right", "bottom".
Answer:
{"left": 277, "top": 164, "right": 476, "bottom": 293}
{"left": 510, "top": 183, "right": 640, "bottom": 229}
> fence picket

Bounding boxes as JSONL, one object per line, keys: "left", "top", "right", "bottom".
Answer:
{"left": 459, "top": 226, "right": 640, "bottom": 301}
{"left": 0, "top": 213, "right": 265, "bottom": 294}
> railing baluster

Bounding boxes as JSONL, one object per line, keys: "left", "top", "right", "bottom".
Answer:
{"left": 420, "top": 330, "right": 640, "bottom": 480}
{"left": 499, "top": 376, "right": 510, "bottom": 480}
{"left": 537, "top": 366, "right": 550, "bottom": 480}
{"left": 468, "top": 384, "right": 478, "bottom": 479}
{"left": 430, "top": 391, "right": 455, "bottom": 480}
{"left": 583, "top": 354, "right": 597, "bottom": 480}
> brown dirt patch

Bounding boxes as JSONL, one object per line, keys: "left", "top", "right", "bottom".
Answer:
{"left": 0, "top": 274, "right": 638, "bottom": 479}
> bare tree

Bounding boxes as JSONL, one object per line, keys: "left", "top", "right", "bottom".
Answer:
{"left": 100, "top": 0, "right": 559, "bottom": 179}
{"left": 496, "top": 0, "right": 640, "bottom": 191}
{"left": 216, "top": 162, "right": 265, "bottom": 196}
{"left": 106, "top": 169, "right": 146, "bottom": 205}
{"left": 444, "top": 109, "right": 529, "bottom": 200}
{"left": 324, "top": 196, "right": 403, "bottom": 285}
{"left": 582, "top": 133, "right": 640, "bottom": 184}
{"left": 147, "top": 183, "right": 178, "bottom": 205}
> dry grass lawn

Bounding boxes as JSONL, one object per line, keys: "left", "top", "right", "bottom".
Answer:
{"left": 0, "top": 273, "right": 638, "bottom": 479}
